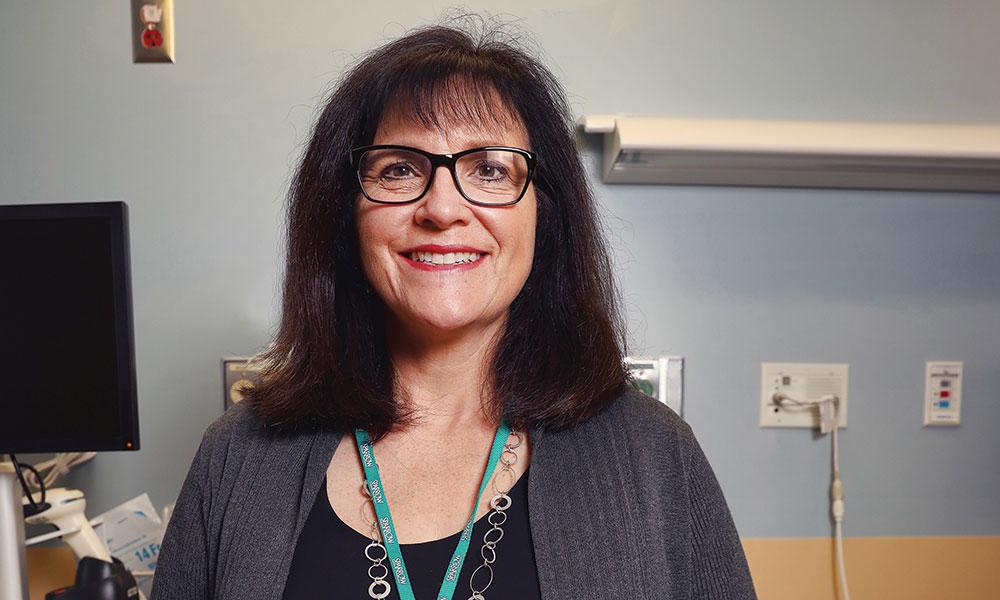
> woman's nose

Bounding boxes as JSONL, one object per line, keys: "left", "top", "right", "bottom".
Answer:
{"left": 414, "top": 165, "right": 471, "bottom": 229}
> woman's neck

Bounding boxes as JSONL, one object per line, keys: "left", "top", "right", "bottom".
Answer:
{"left": 385, "top": 316, "right": 505, "bottom": 434}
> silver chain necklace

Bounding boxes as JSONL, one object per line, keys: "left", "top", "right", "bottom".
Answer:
{"left": 360, "top": 431, "right": 523, "bottom": 600}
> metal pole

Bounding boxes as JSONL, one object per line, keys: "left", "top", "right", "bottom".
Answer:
{"left": 0, "top": 461, "right": 29, "bottom": 600}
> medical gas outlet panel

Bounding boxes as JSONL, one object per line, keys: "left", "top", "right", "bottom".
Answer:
{"left": 924, "top": 361, "right": 963, "bottom": 426}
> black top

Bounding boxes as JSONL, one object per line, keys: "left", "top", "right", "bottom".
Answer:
{"left": 282, "top": 466, "right": 540, "bottom": 599}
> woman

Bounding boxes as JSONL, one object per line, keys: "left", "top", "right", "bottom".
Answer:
{"left": 152, "top": 21, "right": 756, "bottom": 600}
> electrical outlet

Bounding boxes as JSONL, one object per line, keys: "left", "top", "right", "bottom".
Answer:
{"left": 131, "top": 0, "right": 175, "bottom": 63}
{"left": 760, "top": 362, "right": 849, "bottom": 428}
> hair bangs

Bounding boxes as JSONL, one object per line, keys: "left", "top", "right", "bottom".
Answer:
{"left": 365, "top": 53, "right": 525, "bottom": 145}
{"left": 405, "top": 73, "right": 520, "bottom": 135}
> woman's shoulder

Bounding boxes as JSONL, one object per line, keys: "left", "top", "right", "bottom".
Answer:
{"left": 605, "top": 385, "right": 688, "bottom": 431}
{"left": 537, "top": 386, "right": 697, "bottom": 472}
{"left": 586, "top": 385, "right": 691, "bottom": 443}
{"left": 196, "top": 400, "right": 267, "bottom": 454}
{"left": 205, "top": 399, "right": 263, "bottom": 436}
{"left": 191, "top": 400, "right": 322, "bottom": 476}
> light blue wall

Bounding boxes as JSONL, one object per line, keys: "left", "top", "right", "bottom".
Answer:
{"left": 2, "top": 1, "right": 998, "bottom": 539}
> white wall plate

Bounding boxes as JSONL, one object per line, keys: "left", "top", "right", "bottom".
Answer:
{"left": 924, "top": 361, "right": 963, "bottom": 426}
{"left": 760, "top": 362, "right": 849, "bottom": 428}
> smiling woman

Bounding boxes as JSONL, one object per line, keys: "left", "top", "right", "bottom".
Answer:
{"left": 151, "top": 16, "right": 756, "bottom": 600}
{"left": 234, "top": 23, "right": 628, "bottom": 439}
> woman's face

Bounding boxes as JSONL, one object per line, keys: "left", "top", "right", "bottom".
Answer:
{"left": 356, "top": 107, "right": 537, "bottom": 342}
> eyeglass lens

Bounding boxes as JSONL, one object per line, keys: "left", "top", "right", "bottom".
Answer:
{"left": 357, "top": 148, "right": 529, "bottom": 204}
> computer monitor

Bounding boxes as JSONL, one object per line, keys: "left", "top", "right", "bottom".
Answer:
{"left": 0, "top": 201, "right": 139, "bottom": 453}
{"left": 0, "top": 201, "right": 139, "bottom": 600}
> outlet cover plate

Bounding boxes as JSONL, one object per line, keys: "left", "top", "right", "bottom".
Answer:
{"left": 760, "top": 362, "right": 849, "bottom": 428}
{"left": 131, "top": 0, "right": 175, "bottom": 63}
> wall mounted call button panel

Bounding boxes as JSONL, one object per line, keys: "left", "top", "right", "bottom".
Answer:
{"left": 924, "top": 361, "right": 963, "bottom": 426}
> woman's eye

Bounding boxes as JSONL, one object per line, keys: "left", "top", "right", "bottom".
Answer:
{"left": 475, "top": 163, "right": 507, "bottom": 180}
{"left": 382, "top": 163, "right": 416, "bottom": 179}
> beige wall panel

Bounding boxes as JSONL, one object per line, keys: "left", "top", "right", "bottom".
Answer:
{"left": 743, "top": 536, "right": 1000, "bottom": 600}
{"left": 29, "top": 537, "right": 1000, "bottom": 599}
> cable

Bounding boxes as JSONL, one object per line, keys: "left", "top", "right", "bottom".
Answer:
{"left": 830, "top": 417, "right": 849, "bottom": 600}
{"left": 8, "top": 453, "right": 43, "bottom": 514}
{"left": 834, "top": 518, "right": 849, "bottom": 599}
{"left": 17, "top": 461, "right": 46, "bottom": 507}
{"left": 18, "top": 452, "right": 96, "bottom": 490}
{"left": 772, "top": 393, "right": 851, "bottom": 600}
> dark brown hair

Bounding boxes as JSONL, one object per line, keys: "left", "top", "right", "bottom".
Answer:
{"left": 245, "top": 17, "right": 628, "bottom": 437}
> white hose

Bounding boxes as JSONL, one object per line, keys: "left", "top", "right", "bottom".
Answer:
{"left": 835, "top": 519, "right": 850, "bottom": 600}
{"left": 775, "top": 392, "right": 851, "bottom": 600}
{"left": 831, "top": 406, "right": 850, "bottom": 600}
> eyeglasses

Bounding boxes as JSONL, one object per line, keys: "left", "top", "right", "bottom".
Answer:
{"left": 350, "top": 145, "right": 537, "bottom": 207}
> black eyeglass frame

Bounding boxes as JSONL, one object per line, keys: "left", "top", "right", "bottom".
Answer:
{"left": 350, "top": 144, "right": 537, "bottom": 207}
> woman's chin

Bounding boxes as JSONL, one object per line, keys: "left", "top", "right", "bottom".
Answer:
{"left": 419, "top": 314, "right": 487, "bottom": 335}
{"left": 393, "top": 309, "right": 504, "bottom": 341}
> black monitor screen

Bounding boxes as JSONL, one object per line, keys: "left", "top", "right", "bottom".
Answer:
{"left": 0, "top": 202, "right": 139, "bottom": 453}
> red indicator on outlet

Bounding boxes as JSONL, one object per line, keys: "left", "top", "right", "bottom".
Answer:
{"left": 141, "top": 28, "right": 163, "bottom": 48}
{"left": 940, "top": 390, "right": 951, "bottom": 398}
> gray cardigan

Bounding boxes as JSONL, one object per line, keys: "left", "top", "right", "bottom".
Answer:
{"left": 151, "top": 389, "right": 756, "bottom": 599}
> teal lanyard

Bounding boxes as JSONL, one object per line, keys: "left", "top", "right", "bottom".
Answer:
{"left": 354, "top": 421, "right": 511, "bottom": 600}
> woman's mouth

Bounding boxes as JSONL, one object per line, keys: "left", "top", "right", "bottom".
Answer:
{"left": 400, "top": 245, "right": 487, "bottom": 271}
{"left": 408, "top": 250, "right": 481, "bottom": 265}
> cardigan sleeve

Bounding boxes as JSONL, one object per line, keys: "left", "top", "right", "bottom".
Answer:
{"left": 680, "top": 424, "right": 757, "bottom": 599}
{"left": 149, "top": 421, "right": 220, "bottom": 600}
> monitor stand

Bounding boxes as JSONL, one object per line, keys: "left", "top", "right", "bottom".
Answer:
{"left": 0, "top": 461, "right": 29, "bottom": 600}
